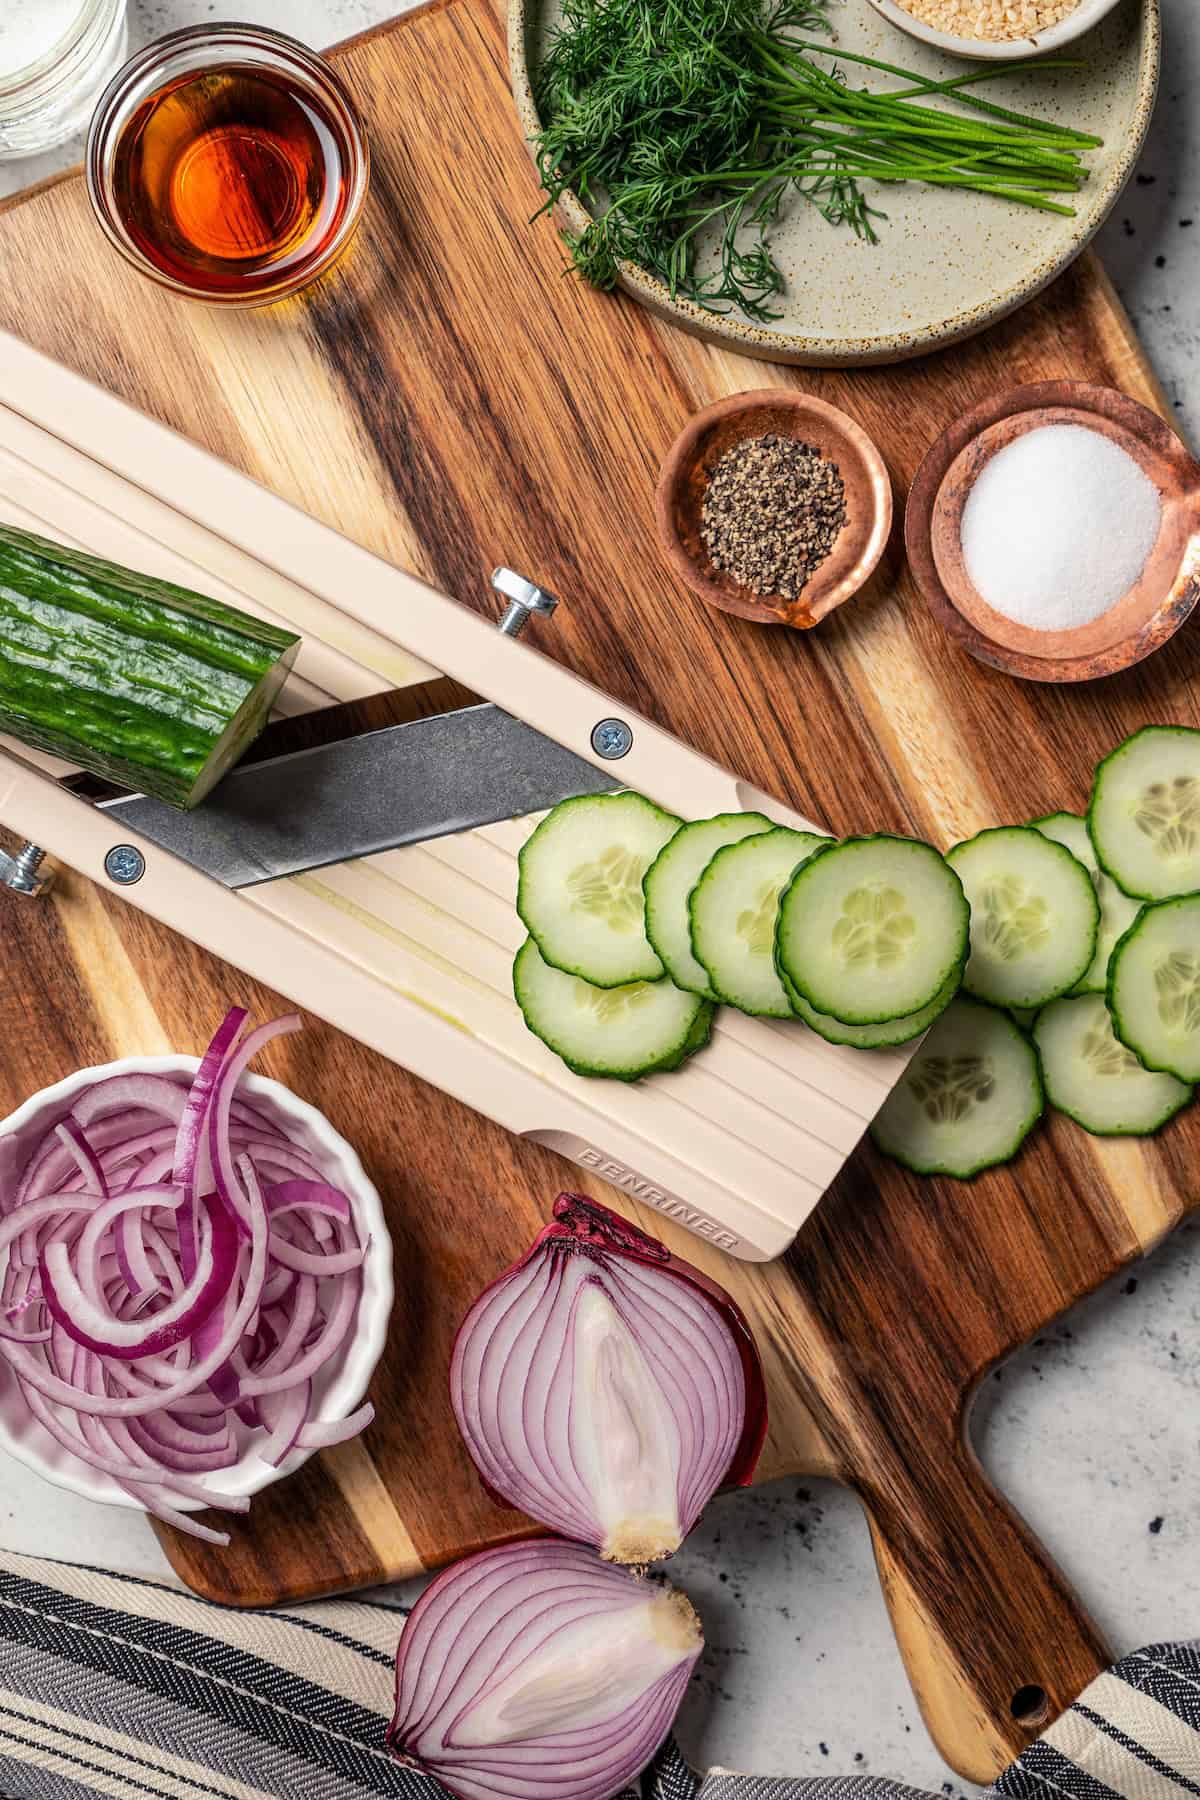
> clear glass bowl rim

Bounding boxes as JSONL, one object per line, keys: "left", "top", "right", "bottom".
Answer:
{"left": 85, "top": 19, "right": 370, "bottom": 307}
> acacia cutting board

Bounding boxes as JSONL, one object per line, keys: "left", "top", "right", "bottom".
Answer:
{"left": 0, "top": 0, "right": 1191, "bottom": 1782}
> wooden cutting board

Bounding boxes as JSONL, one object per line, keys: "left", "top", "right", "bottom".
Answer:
{"left": 0, "top": 0, "right": 1191, "bottom": 1782}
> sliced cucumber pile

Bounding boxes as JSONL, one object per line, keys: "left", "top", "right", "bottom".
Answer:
{"left": 776, "top": 835, "right": 968, "bottom": 1025}
{"left": 946, "top": 826, "right": 1098, "bottom": 1010}
{"left": 1108, "top": 896, "right": 1200, "bottom": 1081}
{"left": 518, "top": 792, "right": 682, "bottom": 987}
{"left": 644, "top": 812, "right": 774, "bottom": 998}
{"left": 511, "top": 725, "right": 1200, "bottom": 1152}
{"left": 1089, "top": 726, "right": 1200, "bottom": 900}
{"left": 869, "top": 997, "right": 1043, "bottom": 1178}
{"left": 690, "top": 827, "right": 827, "bottom": 1017}
{"left": 1031, "top": 812, "right": 1140, "bottom": 995}
{"left": 1034, "top": 993, "right": 1192, "bottom": 1137}
{"left": 513, "top": 938, "right": 710, "bottom": 1080}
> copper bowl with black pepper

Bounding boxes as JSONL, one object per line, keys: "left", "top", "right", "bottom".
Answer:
{"left": 655, "top": 390, "right": 893, "bottom": 629}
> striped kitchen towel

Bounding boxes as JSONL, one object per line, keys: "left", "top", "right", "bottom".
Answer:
{"left": 0, "top": 1547, "right": 1197, "bottom": 1800}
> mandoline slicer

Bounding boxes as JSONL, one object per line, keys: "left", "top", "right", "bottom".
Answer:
{"left": 0, "top": 331, "right": 911, "bottom": 1262}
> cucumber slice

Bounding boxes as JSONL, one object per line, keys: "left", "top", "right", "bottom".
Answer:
{"left": 1089, "top": 726, "right": 1200, "bottom": 900}
{"left": 689, "top": 827, "right": 826, "bottom": 1017}
{"left": 946, "top": 826, "right": 1098, "bottom": 1010}
{"left": 781, "top": 966, "right": 959, "bottom": 1048}
{"left": 1031, "top": 812, "right": 1141, "bottom": 995}
{"left": 656, "top": 1001, "right": 717, "bottom": 1071}
{"left": 1108, "top": 895, "right": 1200, "bottom": 1081}
{"left": 644, "top": 812, "right": 775, "bottom": 998}
{"left": 1034, "top": 992, "right": 1191, "bottom": 1136}
{"left": 517, "top": 793, "right": 682, "bottom": 988}
{"left": 870, "top": 997, "right": 1043, "bottom": 1177}
{"left": 513, "top": 937, "right": 707, "bottom": 1079}
{"left": 776, "top": 834, "right": 968, "bottom": 1025}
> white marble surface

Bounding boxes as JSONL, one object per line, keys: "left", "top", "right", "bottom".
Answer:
{"left": 3, "top": 0, "right": 1200, "bottom": 1792}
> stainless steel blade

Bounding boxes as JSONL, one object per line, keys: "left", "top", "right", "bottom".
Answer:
{"left": 100, "top": 704, "right": 620, "bottom": 888}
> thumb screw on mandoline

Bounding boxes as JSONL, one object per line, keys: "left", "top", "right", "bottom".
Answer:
{"left": 0, "top": 842, "right": 50, "bottom": 897}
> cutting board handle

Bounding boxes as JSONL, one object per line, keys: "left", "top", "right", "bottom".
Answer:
{"left": 860, "top": 1429, "right": 1110, "bottom": 1784}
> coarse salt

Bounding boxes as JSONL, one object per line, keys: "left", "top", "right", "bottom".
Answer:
{"left": 959, "top": 424, "right": 1162, "bottom": 631}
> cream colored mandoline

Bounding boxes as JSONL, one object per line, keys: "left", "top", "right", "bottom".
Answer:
{"left": 0, "top": 329, "right": 909, "bottom": 1262}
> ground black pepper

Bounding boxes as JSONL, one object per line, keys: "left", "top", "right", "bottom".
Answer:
{"left": 701, "top": 433, "right": 847, "bottom": 601}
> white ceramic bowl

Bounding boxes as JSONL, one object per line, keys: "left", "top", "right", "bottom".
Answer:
{"left": 0, "top": 1054, "right": 393, "bottom": 1515}
{"left": 866, "top": 0, "right": 1128, "bottom": 61}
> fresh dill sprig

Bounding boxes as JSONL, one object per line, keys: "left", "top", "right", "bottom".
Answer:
{"left": 532, "top": 0, "right": 1102, "bottom": 320}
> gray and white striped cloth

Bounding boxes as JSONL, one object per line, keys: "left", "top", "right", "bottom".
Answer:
{"left": 1, "top": 1549, "right": 1198, "bottom": 1800}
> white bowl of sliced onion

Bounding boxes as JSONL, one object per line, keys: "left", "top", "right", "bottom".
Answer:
{"left": 0, "top": 1011, "right": 392, "bottom": 1543}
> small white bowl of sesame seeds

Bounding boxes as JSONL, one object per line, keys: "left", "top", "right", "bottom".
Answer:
{"left": 866, "top": 0, "right": 1129, "bottom": 61}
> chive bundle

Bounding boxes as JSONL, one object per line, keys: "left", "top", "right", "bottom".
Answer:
{"left": 533, "top": 0, "right": 1102, "bottom": 320}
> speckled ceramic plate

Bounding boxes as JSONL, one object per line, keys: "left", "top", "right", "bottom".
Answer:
{"left": 508, "top": 0, "right": 1159, "bottom": 366}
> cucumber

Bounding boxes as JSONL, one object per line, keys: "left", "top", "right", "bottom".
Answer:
{"left": 689, "top": 826, "right": 827, "bottom": 1017}
{"left": 644, "top": 812, "right": 774, "bottom": 998}
{"left": 1034, "top": 992, "right": 1191, "bottom": 1136}
{"left": 1089, "top": 726, "right": 1200, "bottom": 900}
{"left": 657, "top": 1000, "right": 717, "bottom": 1071}
{"left": 0, "top": 523, "right": 299, "bottom": 809}
{"left": 782, "top": 968, "right": 959, "bottom": 1049}
{"left": 513, "top": 937, "right": 708, "bottom": 1079}
{"left": 1031, "top": 812, "right": 1141, "bottom": 995}
{"left": 517, "top": 793, "right": 683, "bottom": 988}
{"left": 870, "top": 997, "right": 1043, "bottom": 1177}
{"left": 1108, "top": 896, "right": 1200, "bottom": 1081}
{"left": 776, "top": 834, "right": 968, "bottom": 1025}
{"left": 946, "top": 826, "right": 1098, "bottom": 1010}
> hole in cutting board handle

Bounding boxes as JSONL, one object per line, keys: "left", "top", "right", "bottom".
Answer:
{"left": 1010, "top": 1685, "right": 1050, "bottom": 1729}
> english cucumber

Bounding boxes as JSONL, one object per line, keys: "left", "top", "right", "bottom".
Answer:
{"left": 1034, "top": 992, "right": 1191, "bottom": 1136}
{"left": 870, "top": 996, "right": 1043, "bottom": 1177}
{"left": 689, "top": 826, "right": 827, "bottom": 1017}
{"left": 1031, "top": 812, "right": 1140, "bottom": 995}
{"left": 1108, "top": 895, "right": 1200, "bottom": 1082}
{"left": 644, "top": 812, "right": 774, "bottom": 998}
{"left": 776, "top": 834, "right": 968, "bottom": 1025}
{"left": 782, "top": 967, "right": 959, "bottom": 1048}
{"left": 1089, "top": 726, "right": 1200, "bottom": 900}
{"left": 517, "top": 793, "right": 683, "bottom": 988}
{"left": 946, "top": 826, "right": 1098, "bottom": 1009}
{"left": 513, "top": 937, "right": 709, "bottom": 1079}
{"left": 0, "top": 524, "right": 299, "bottom": 809}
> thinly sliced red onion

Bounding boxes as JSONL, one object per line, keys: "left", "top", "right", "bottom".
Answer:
{"left": 40, "top": 1191, "right": 237, "bottom": 1360}
{"left": 388, "top": 1541, "right": 702, "bottom": 1800}
{"left": 0, "top": 1008, "right": 376, "bottom": 1541}
{"left": 451, "top": 1195, "right": 766, "bottom": 1565}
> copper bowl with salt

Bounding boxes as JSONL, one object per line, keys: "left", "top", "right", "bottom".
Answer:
{"left": 655, "top": 390, "right": 893, "bottom": 630}
{"left": 906, "top": 381, "right": 1200, "bottom": 684}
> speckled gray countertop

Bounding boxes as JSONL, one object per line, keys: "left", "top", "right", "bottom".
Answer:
{"left": 2, "top": 0, "right": 1200, "bottom": 1791}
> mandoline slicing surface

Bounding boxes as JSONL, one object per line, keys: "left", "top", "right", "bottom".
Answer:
{"left": 0, "top": 0, "right": 1194, "bottom": 1781}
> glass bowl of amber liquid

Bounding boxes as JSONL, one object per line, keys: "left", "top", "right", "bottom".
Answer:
{"left": 86, "top": 22, "right": 369, "bottom": 306}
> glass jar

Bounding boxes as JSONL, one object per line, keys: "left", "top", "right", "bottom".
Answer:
{"left": 0, "top": 0, "right": 128, "bottom": 160}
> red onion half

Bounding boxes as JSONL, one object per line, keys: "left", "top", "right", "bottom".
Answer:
{"left": 0, "top": 1009, "right": 375, "bottom": 1542}
{"left": 388, "top": 1540, "right": 702, "bottom": 1800}
{"left": 451, "top": 1195, "right": 766, "bottom": 1564}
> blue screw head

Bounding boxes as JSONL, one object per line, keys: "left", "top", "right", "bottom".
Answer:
{"left": 591, "top": 717, "right": 633, "bottom": 760}
{"left": 105, "top": 844, "right": 146, "bottom": 886}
